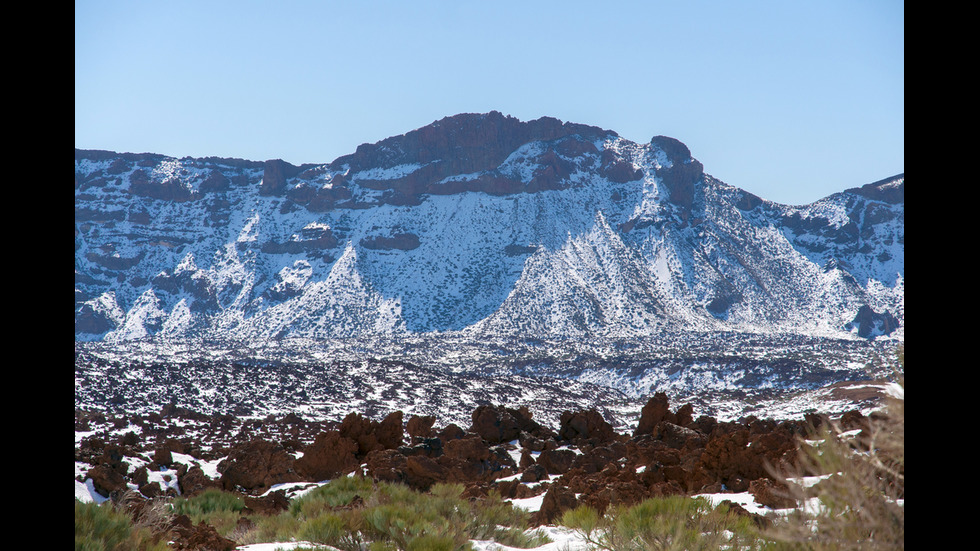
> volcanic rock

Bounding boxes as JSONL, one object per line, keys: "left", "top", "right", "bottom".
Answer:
{"left": 558, "top": 409, "right": 616, "bottom": 443}
{"left": 217, "top": 439, "right": 299, "bottom": 492}
{"left": 294, "top": 430, "right": 360, "bottom": 481}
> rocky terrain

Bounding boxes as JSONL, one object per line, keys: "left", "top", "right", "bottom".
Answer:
{"left": 76, "top": 382, "right": 899, "bottom": 549}
{"left": 75, "top": 335, "right": 902, "bottom": 547}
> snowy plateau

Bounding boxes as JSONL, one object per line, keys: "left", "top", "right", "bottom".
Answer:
{"left": 75, "top": 111, "right": 904, "bottom": 425}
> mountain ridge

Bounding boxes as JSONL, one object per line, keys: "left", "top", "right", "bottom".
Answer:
{"left": 75, "top": 112, "right": 903, "bottom": 344}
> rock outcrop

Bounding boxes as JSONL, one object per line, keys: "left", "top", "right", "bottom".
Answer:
{"left": 76, "top": 391, "right": 845, "bottom": 535}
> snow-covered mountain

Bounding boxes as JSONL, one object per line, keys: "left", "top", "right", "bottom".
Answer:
{"left": 75, "top": 111, "right": 903, "bottom": 344}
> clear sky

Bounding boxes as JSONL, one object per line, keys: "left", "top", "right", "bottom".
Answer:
{"left": 75, "top": 1, "right": 903, "bottom": 206}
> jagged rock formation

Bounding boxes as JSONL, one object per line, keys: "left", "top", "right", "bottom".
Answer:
{"left": 76, "top": 392, "right": 883, "bottom": 531}
{"left": 75, "top": 111, "right": 903, "bottom": 343}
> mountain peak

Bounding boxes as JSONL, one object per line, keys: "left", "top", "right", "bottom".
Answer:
{"left": 307, "top": 112, "right": 644, "bottom": 204}
{"left": 330, "top": 111, "right": 618, "bottom": 174}
{"left": 846, "top": 173, "right": 904, "bottom": 204}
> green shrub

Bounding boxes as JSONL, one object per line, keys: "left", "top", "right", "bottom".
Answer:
{"left": 767, "top": 372, "right": 904, "bottom": 550}
{"left": 561, "top": 495, "right": 766, "bottom": 551}
{"left": 280, "top": 477, "right": 546, "bottom": 550}
{"left": 169, "top": 488, "right": 247, "bottom": 537}
{"left": 291, "top": 475, "right": 376, "bottom": 516}
{"left": 172, "top": 488, "right": 244, "bottom": 518}
{"left": 237, "top": 512, "right": 304, "bottom": 546}
{"left": 74, "top": 500, "right": 169, "bottom": 551}
{"left": 298, "top": 512, "right": 348, "bottom": 545}
{"left": 361, "top": 502, "right": 469, "bottom": 550}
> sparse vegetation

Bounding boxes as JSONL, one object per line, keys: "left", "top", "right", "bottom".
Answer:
{"left": 230, "top": 477, "right": 551, "bottom": 550}
{"left": 74, "top": 499, "right": 170, "bottom": 551}
{"left": 560, "top": 495, "right": 768, "bottom": 551}
{"left": 75, "top": 347, "right": 905, "bottom": 551}
{"left": 765, "top": 360, "right": 904, "bottom": 550}
{"left": 171, "top": 487, "right": 246, "bottom": 537}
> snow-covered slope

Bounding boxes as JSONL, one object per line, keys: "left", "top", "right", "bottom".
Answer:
{"left": 75, "top": 112, "right": 903, "bottom": 344}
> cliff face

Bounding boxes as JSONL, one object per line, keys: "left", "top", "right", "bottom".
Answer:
{"left": 74, "top": 112, "right": 903, "bottom": 342}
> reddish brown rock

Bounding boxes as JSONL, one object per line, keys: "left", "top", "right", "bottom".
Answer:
{"left": 406, "top": 415, "right": 436, "bottom": 439}
{"left": 521, "top": 463, "right": 549, "bottom": 483}
{"left": 151, "top": 447, "right": 173, "bottom": 467}
{"left": 839, "top": 409, "right": 869, "bottom": 431}
{"left": 519, "top": 448, "right": 536, "bottom": 470}
{"left": 533, "top": 484, "right": 579, "bottom": 525}
{"left": 443, "top": 435, "right": 491, "bottom": 463}
{"left": 749, "top": 478, "right": 796, "bottom": 509}
{"left": 537, "top": 448, "right": 578, "bottom": 475}
{"left": 652, "top": 421, "right": 706, "bottom": 450}
{"left": 469, "top": 405, "right": 525, "bottom": 444}
{"left": 243, "top": 490, "right": 290, "bottom": 515}
{"left": 217, "top": 439, "right": 299, "bottom": 492}
{"left": 87, "top": 464, "right": 127, "bottom": 498}
{"left": 697, "top": 427, "right": 754, "bottom": 484}
{"left": 339, "top": 411, "right": 404, "bottom": 457}
{"left": 259, "top": 159, "right": 299, "bottom": 197}
{"left": 571, "top": 443, "right": 627, "bottom": 475}
{"left": 294, "top": 430, "right": 360, "bottom": 482}
{"left": 558, "top": 409, "right": 616, "bottom": 443}
{"left": 364, "top": 449, "right": 409, "bottom": 486}
{"left": 400, "top": 455, "right": 448, "bottom": 491}
{"left": 178, "top": 466, "right": 221, "bottom": 496}
{"left": 579, "top": 479, "right": 650, "bottom": 516}
{"left": 438, "top": 423, "right": 466, "bottom": 441}
{"left": 168, "top": 514, "right": 237, "bottom": 551}
{"left": 634, "top": 392, "right": 674, "bottom": 436}
{"left": 675, "top": 403, "right": 695, "bottom": 427}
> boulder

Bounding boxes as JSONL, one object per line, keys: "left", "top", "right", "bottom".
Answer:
{"left": 294, "top": 430, "right": 360, "bottom": 481}
{"left": 470, "top": 404, "right": 528, "bottom": 444}
{"left": 558, "top": 409, "right": 616, "bottom": 443}
{"left": 533, "top": 484, "right": 579, "bottom": 525}
{"left": 243, "top": 490, "right": 291, "bottom": 515}
{"left": 443, "top": 435, "right": 491, "bottom": 463}
{"left": 364, "top": 449, "right": 409, "bottom": 486}
{"left": 218, "top": 439, "right": 299, "bottom": 492}
{"left": 339, "top": 411, "right": 404, "bottom": 457}
{"left": 537, "top": 448, "right": 578, "bottom": 475}
{"left": 651, "top": 421, "right": 706, "bottom": 450}
{"left": 749, "top": 478, "right": 796, "bottom": 509}
{"left": 406, "top": 415, "right": 436, "bottom": 439}
{"left": 634, "top": 392, "right": 674, "bottom": 436}
{"left": 86, "top": 464, "right": 127, "bottom": 498}
{"left": 168, "top": 514, "right": 237, "bottom": 551}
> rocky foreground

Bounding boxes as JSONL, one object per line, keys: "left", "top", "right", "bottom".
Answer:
{"left": 74, "top": 391, "right": 886, "bottom": 549}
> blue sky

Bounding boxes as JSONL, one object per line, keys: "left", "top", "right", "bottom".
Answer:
{"left": 75, "top": 1, "right": 903, "bottom": 206}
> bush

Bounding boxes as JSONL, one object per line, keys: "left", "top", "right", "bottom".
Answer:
{"left": 171, "top": 488, "right": 244, "bottom": 518}
{"left": 291, "top": 474, "right": 376, "bottom": 515}
{"left": 298, "top": 512, "right": 349, "bottom": 546}
{"left": 170, "top": 488, "right": 246, "bottom": 537}
{"left": 272, "top": 477, "right": 547, "bottom": 551}
{"left": 75, "top": 500, "right": 170, "bottom": 551}
{"left": 561, "top": 495, "right": 767, "bottom": 551}
{"left": 767, "top": 370, "right": 904, "bottom": 550}
{"left": 237, "top": 512, "right": 304, "bottom": 547}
